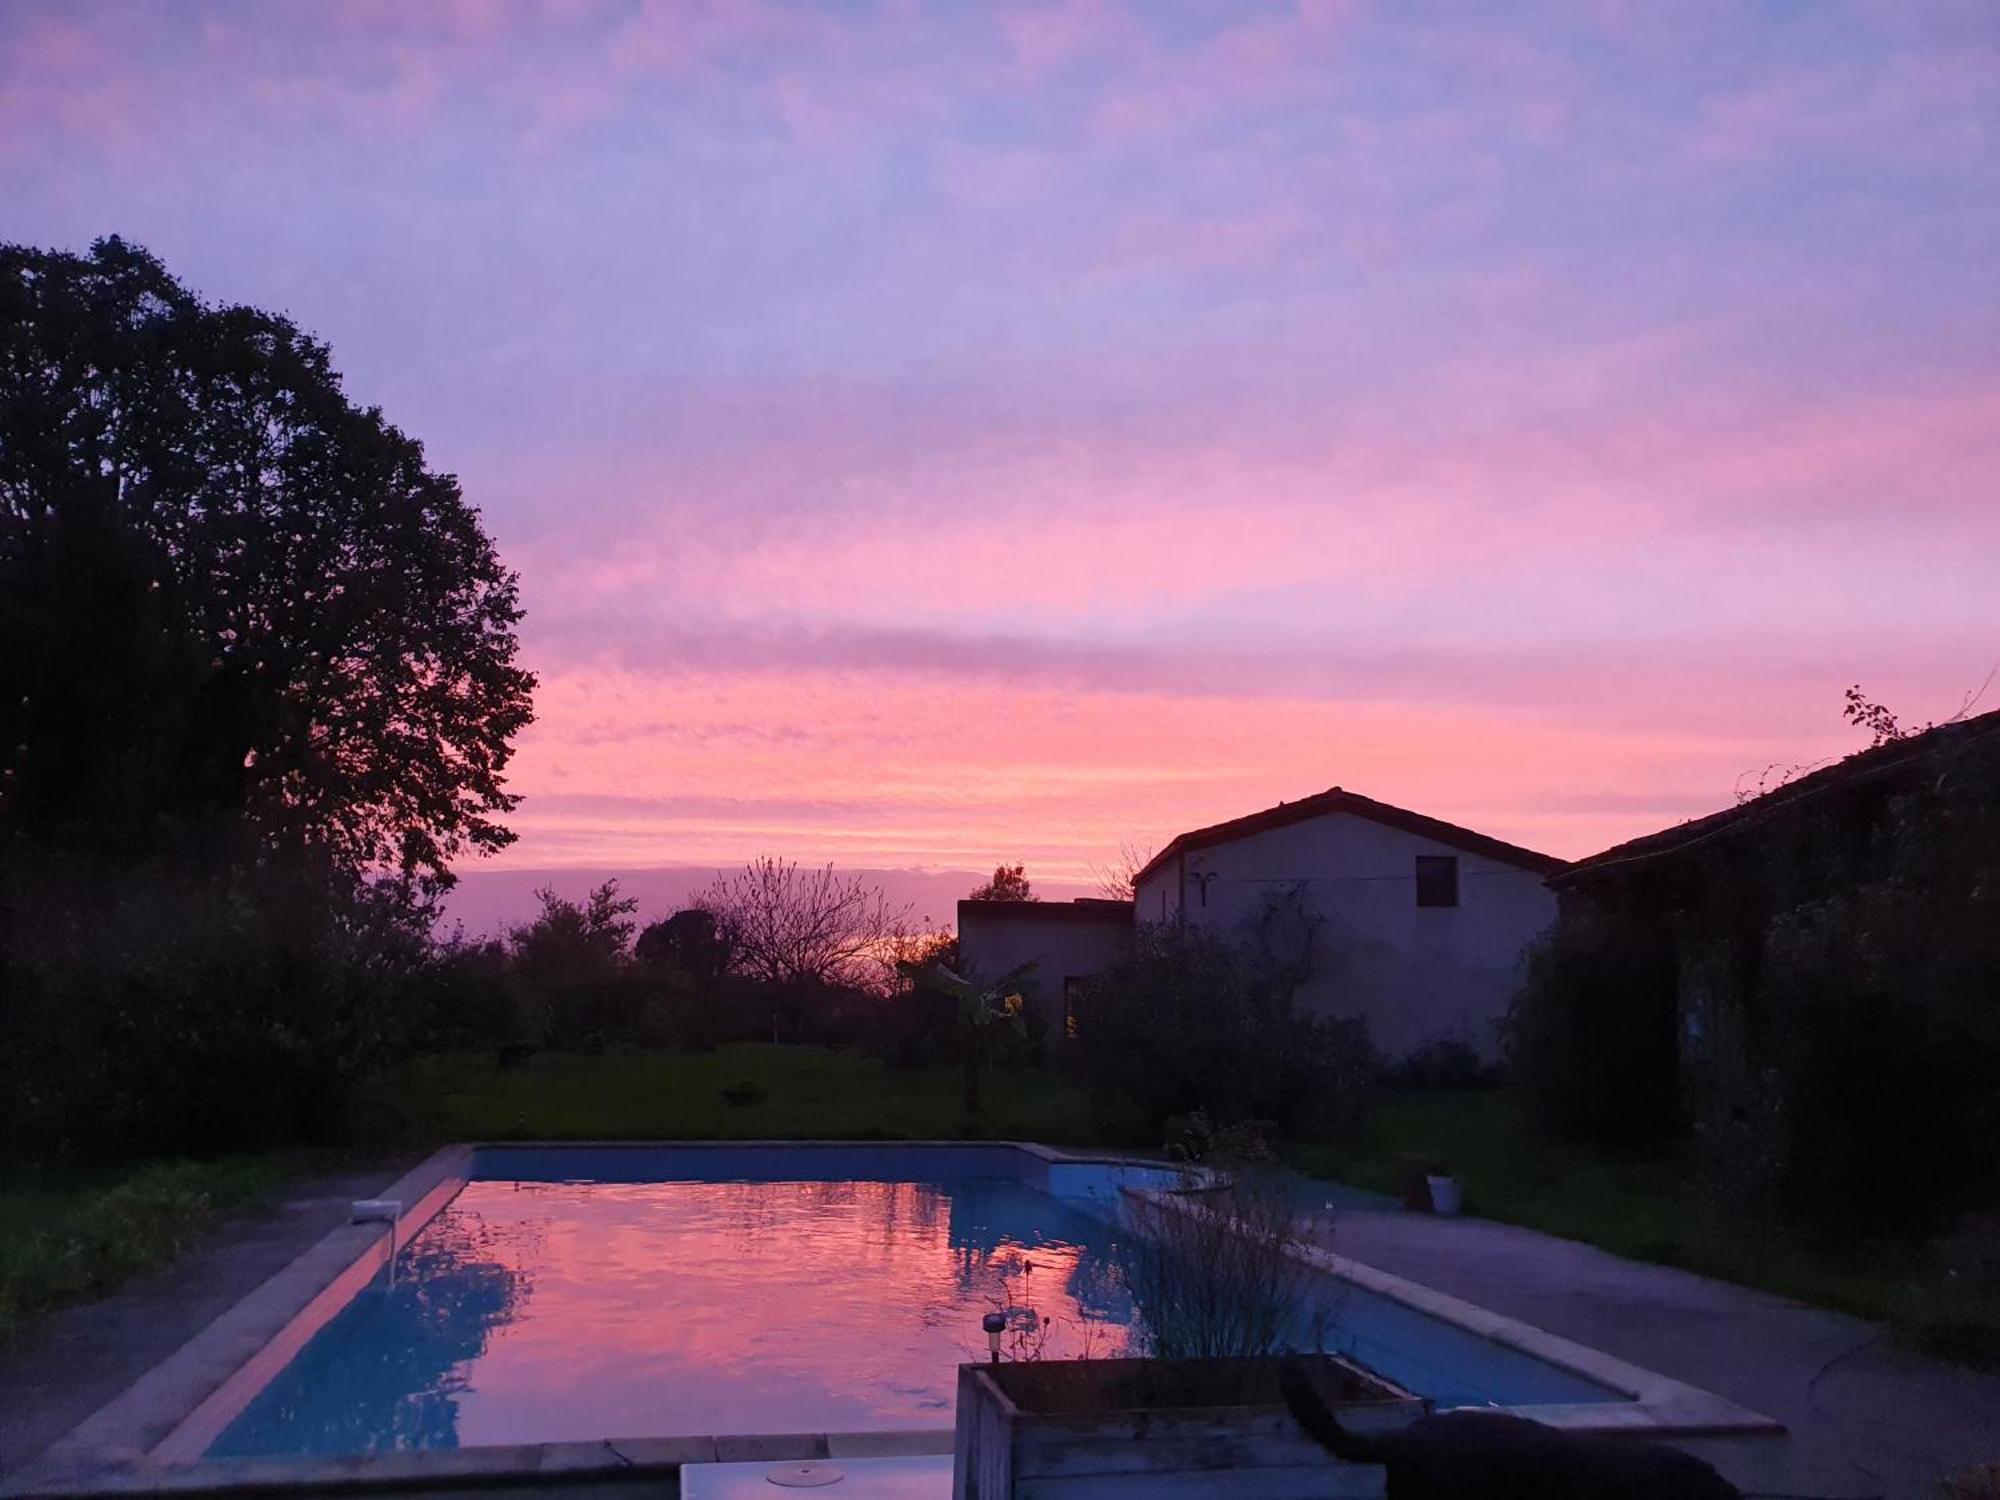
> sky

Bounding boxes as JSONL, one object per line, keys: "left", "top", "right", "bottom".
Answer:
{"left": 3, "top": 0, "right": 1996, "bottom": 931}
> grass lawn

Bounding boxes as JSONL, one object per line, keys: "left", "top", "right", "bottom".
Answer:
{"left": 0, "top": 1155, "right": 290, "bottom": 1340}
{"left": 410, "top": 1043, "right": 1140, "bottom": 1148}
{"left": 1288, "top": 1089, "right": 2000, "bottom": 1366}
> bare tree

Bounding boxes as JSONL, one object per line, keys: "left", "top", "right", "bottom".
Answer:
{"left": 697, "top": 857, "right": 914, "bottom": 990}
{"left": 1091, "top": 841, "right": 1155, "bottom": 902}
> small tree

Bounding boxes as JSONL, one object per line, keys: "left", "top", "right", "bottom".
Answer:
{"left": 967, "top": 862, "right": 1036, "bottom": 902}
{"left": 635, "top": 908, "right": 736, "bottom": 981}
{"left": 903, "top": 961, "right": 1032, "bottom": 1112}
{"left": 508, "top": 881, "right": 639, "bottom": 1048}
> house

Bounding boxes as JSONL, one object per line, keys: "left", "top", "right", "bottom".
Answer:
{"left": 1131, "top": 788, "right": 1567, "bottom": 1061}
{"left": 958, "top": 788, "right": 1566, "bottom": 1063}
{"left": 956, "top": 897, "right": 1133, "bottom": 1043}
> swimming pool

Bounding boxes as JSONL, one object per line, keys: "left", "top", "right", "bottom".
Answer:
{"left": 195, "top": 1144, "right": 1623, "bottom": 1459}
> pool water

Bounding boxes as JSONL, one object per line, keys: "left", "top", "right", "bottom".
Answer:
{"left": 207, "top": 1146, "right": 1620, "bottom": 1458}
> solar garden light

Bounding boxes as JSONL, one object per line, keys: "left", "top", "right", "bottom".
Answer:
{"left": 351, "top": 1199, "right": 403, "bottom": 1287}
{"left": 983, "top": 1311, "right": 1007, "bottom": 1364}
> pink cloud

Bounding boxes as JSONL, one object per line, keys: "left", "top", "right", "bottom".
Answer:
{"left": 495, "top": 654, "right": 1923, "bottom": 882}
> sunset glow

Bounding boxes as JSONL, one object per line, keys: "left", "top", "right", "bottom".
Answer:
{"left": 8, "top": 0, "right": 1994, "bottom": 910}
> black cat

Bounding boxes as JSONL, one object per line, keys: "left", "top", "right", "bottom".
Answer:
{"left": 1279, "top": 1357, "right": 1742, "bottom": 1499}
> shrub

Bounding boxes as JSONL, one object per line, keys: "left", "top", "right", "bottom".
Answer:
{"left": 1121, "top": 1167, "right": 1332, "bottom": 1361}
{"left": 1071, "top": 924, "right": 1376, "bottom": 1141}
{"left": 1164, "top": 1111, "right": 1278, "bottom": 1166}
{"left": 410, "top": 936, "right": 526, "bottom": 1052}
{"left": 1709, "top": 888, "right": 2000, "bottom": 1240}
{"left": 1386, "top": 1036, "right": 1502, "bottom": 1091}
{"left": 719, "top": 1079, "right": 766, "bottom": 1108}
{"left": 0, "top": 853, "right": 428, "bottom": 1168}
{"left": 1503, "top": 911, "right": 1680, "bottom": 1148}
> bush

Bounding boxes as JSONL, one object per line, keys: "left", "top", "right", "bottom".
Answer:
{"left": 0, "top": 853, "right": 429, "bottom": 1168}
{"left": 1385, "top": 1036, "right": 1502, "bottom": 1091}
{"left": 1709, "top": 888, "right": 2000, "bottom": 1241}
{"left": 1071, "top": 924, "right": 1376, "bottom": 1141}
{"left": 1121, "top": 1166, "right": 1332, "bottom": 1361}
{"left": 410, "top": 936, "right": 524, "bottom": 1052}
{"left": 1503, "top": 912, "right": 1680, "bottom": 1148}
{"left": 1164, "top": 1111, "right": 1278, "bottom": 1166}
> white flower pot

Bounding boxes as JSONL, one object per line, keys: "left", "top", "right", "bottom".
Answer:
{"left": 1427, "top": 1175, "right": 1463, "bottom": 1217}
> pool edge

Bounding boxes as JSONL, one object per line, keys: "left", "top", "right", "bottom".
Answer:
{"left": 9, "top": 1145, "right": 474, "bottom": 1496}
{"left": 8, "top": 1140, "right": 1780, "bottom": 1498}
{"left": 7, "top": 1141, "right": 1126, "bottom": 1496}
{"left": 1133, "top": 1187, "right": 1785, "bottom": 1440}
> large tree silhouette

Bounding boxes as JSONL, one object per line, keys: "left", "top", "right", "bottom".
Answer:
{"left": 0, "top": 238, "right": 534, "bottom": 894}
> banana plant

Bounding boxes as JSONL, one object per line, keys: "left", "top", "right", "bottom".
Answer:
{"left": 904, "top": 960, "right": 1035, "bottom": 1113}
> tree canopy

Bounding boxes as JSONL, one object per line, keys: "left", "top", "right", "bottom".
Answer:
{"left": 967, "top": 862, "right": 1035, "bottom": 902}
{"left": 0, "top": 237, "right": 534, "bottom": 894}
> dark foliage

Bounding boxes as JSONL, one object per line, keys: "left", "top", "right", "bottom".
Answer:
{"left": 966, "top": 862, "right": 1035, "bottom": 902}
{"left": 1385, "top": 1036, "right": 1503, "bottom": 1091}
{"left": 0, "top": 851, "right": 430, "bottom": 1165}
{"left": 1525, "top": 713, "right": 2000, "bottom": 1240}
{"left": 1070, "top": 923, "right": 1376, "bottom": 1140}
{"left": 408, "top": 933, "right": 520, "bottom": 1053}
{"left": 1503, "top": 911, "right": 1681, "bottom": 1148}
{"left": 635, "top": 908, "right": 735, "bottom": 981}
{"left": 0, "top": 237, "right": 534, "bottom": 896}
{"left": 507, "top": 882, "right": 640, "bottom": 1051}
{"left": 0, "top": 239, "right": 538, "bottom": 1165}
{"left": 1701, "top": 733, "right": 2000, "bottom": 1239}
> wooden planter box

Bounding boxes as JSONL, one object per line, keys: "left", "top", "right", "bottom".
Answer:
{"left": 952, "top": 1354, "right": 1425, "bottom": 1499}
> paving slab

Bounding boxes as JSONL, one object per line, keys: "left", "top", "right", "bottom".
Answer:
{"left": 0, "top": 1164, "right": 407, "bottom": 1481}
{"left": 1310, "top": 1207, "right": 2000, "bottom": 1499}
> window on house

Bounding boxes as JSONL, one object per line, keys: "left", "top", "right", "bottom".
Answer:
{"left": 1415, "top": 854, "right": 1459, "bottom": 908}
{"left": 1062, "top": 977, "right": 1087, "bottom": 1039}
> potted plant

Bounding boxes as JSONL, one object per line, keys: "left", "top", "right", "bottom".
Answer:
{"left": 952, "top": 1354, "right": 1423, "bottom": 1499}
{"left": 952, "top": 1163, "right": 1425, "bottom": 1496}
{"left": 1396, "top": 1154, "right": 1447, "bottom": 1211}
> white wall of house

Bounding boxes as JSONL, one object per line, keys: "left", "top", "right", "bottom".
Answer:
{"left": 956, "top": 902, "right": 1133, "bottom": 1044}
{"left": 1132, "top": 811, "right": 1555, "bottom": 1061}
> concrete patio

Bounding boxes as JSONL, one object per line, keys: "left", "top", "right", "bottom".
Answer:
{"left": 1310, "top": 1206, "right": 2000, "bottom": 1499}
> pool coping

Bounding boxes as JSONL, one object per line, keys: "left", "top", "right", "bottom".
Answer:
{"left": 5, "top": 1141, "right": 1131, "bottom": 1497}
{"left": 1132, "top": 1187, "right": 1783, "bottom": 1440}
{"left": 7, "top": 1139, "right": 1779, "bottom": 1497}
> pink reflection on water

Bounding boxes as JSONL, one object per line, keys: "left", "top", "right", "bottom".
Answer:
{"left": 419, "top": 1178, "right": 1136, "bottom": 1445}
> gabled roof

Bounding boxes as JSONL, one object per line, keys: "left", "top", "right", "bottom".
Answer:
{"left": 956, "top": 897, "right": 1134, "bottom": 924}
{"left": 1552, "top": 706, "right": 2000, "bottom": 887}
{"left": 1133, "top": 787, "right": 1568, "bottom": 887}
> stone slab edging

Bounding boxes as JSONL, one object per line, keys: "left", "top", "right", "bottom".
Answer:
{"left": 8, "top": 1146, "right": 475, "bottom": 1497}
{"left": 1130, "top": 1186, "right": 1784, "bottom": 1438}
